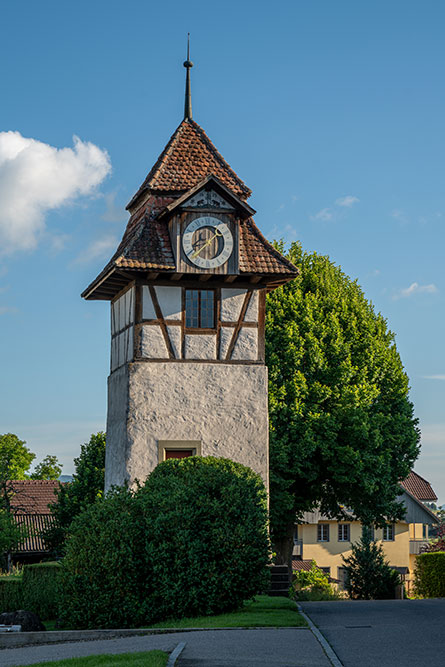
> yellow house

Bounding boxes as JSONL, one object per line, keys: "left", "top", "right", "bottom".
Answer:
{"left": 293, "top": 471, "right": 439, "bottom": 593}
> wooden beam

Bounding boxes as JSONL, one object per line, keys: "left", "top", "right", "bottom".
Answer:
{"left": 225, "top": 291, "right": 253, "bottom": 361}
{"left": 224, "top": 275, "right": 237, "bottom": 283}
{"left": 147, "top": 272, "right": 159, "bottom": 280}
{"left": 199, "top": 274, "right": 212, "bottom": 282}
{"left": 249, "top": 276, "right": 262, "bottom": 284}
{"left": 148, "top": 286, "right": 175, "bottom": 359}
{"left": 170, "top": 273, "right": 184, "bottom": 281}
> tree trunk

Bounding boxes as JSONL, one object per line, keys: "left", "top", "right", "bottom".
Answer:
{"left": 273, "top": 521, "right": 295, "bottom": 573}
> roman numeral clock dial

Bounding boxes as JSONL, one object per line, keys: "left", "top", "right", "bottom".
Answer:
{"left": 182, "top": 216, "right": 233, "bottom": 269}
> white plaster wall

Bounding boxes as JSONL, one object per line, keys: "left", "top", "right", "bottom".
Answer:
{"left": 105, "top": 362, "right": 269, "bottom": 491}
{"left": 221, "top": 289, "right": 246, "bottom": 321}
{"left": 142, "top": 286, "right": 156, "bottom": 319}
{"left": 219, "top": 327, "right": 235, "bottom": 359}
{"left": 155, "top": 286, "right": 182, "bottom": 320}
{"left": 141, "top": 325, "right": 168, "bottom": 358}
{"left": 244, "top": 291, "right": 259, "bottom": 322}
{"left": 167, "top": 326, "right": 182, "bottom": 359}
{"left": 185, "top": 334, "right": 216, "bottom": 360}
{"left": 232, "top": 328, "right": 258, "bottom": 361}
{"left": 111, "top": 288, "right": 135, "bottom": 334}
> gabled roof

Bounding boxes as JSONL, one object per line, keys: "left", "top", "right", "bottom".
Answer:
{"left": 127, "top": 118, "right": 251, "bottom": 209}
{"left": 9, "top": 480, "right": 60, "bottom": 514}
{"left": 399, "top": 471, "right": 438, "bottom": 502}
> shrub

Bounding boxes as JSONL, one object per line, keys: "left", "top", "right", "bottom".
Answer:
{"left": 342, "top": 530, "right": 400, "bottom": 599}
{"left": 22, "top": 562, "right": 60, "bottom": 619}
{"left": 0, "top": 578, "right": 23, "bottom": 612}
{"left": 58, "top": 487, "right": 148, "bottom": 629}
{"left": 139, "top": 457, "right": 270, "bottom": 621}
{"left": 58, "top": 457, "right": 270, "bottom": 629}
{"left": 414, "top": 552, "right": 445, "bottom": 598}
{"left": 290, "top": 562, "right": 340, "bottom": 601}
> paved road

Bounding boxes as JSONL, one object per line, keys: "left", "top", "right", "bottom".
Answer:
{"left": 0, "top": 628, "right": 331, "bottom": 666}
{"left": 300, "top": 598, "right": 445, "bottom": 667}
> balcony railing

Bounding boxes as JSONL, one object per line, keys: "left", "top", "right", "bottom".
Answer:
{"left": 410, "top": 539, "right": 430, "bottom": 555}
{"left": 292, "top": 539, "right": 303, "bottom": 557}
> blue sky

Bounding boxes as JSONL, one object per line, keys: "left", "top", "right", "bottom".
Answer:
{"left": 1, "top": 1, "right": 444, "bottom": 500}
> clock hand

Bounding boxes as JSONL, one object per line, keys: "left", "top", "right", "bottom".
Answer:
{"left": 190, "top": 230, "right": 222, "bottom": 259}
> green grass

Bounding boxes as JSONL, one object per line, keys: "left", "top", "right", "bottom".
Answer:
{"left": 148, "top": 595, "right": 307, "bottom": 629}
{"left": 19, "top": 651, "right": 168, "bottom": 667}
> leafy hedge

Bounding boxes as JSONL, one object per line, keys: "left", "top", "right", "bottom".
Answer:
{"left": 59, "top": 456, "right": 270, "bottom": 629}
{"left": 0, "top": 578, "right": 23, "bottom": 612}
{"left": 0, "top": 563, "right": 60, "bottom": 619}
{"left": 414, "top": 552, "right": 445, "bottom": 598}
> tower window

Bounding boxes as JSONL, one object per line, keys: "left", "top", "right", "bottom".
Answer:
{"left": 185, "top": 289, "right": 215, "bottom": 328}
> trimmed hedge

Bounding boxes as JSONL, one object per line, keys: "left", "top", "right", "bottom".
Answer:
{"left": 0, "top": 563, "right": 60, "bottom": 619}
{"left": 414, "top": 551, "right": 445, "bottom": 598}
{"left": 0, "top": 578, "right": 24, "bottom": 612}
{"left": 22, "top": 562, "right": 60, "bottom": 619}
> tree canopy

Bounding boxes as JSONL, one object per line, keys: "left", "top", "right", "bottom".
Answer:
{"left": 266, "top": 243, "right": 420, "bottom": 557}
{"left": 30, "top": 455, "right": 63, "bottom": 480}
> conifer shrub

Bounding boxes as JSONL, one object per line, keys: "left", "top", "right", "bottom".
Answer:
{"left": 342, "top": 529, "right": 400, "bottom": 599}
{"left": 414, "top": 552, "right": 445, "bottom": 598}
{"left": 58, "top": 457, "right": 270, "bottom": 629}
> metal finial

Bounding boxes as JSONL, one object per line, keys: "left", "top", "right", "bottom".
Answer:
{"left": 183, "top": 33, "right": 193, "bottom": 120}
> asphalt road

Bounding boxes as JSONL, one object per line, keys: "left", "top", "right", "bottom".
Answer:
{"left": 0, "top": 628, "right": 331, "bottom": 666}
{"left": 300, "top": 598, "right": 445, "bottom": 667}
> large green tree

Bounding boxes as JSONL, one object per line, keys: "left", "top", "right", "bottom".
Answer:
{"left": 30, "top": 455, "right": 63, "bottom": 480}
{"left": 266, "top": 243, "right": 420, "bottom": 562}
{"left": 45, "top": 432, "right": 106, "bottom": 555}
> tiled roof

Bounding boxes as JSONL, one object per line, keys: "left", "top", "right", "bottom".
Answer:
{"left": 239, "top": 218, "right": 298, "bottom": 275}
{"left": 14, "top": 514, "right": 56, "bottom": 554}
{"left": 9, "top": 480, "right": 60, "bottom": 514}
{"left": 127, "top": 118, "right": 251, "bottom": 208}
{"left": 400, "top": 471, "right": 438, "bottom": 502}
{"left": 292, "top": 559, "right": 313, "bottom": 572}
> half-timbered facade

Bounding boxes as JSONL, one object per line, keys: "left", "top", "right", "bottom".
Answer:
{"left": 82, "top": 55, "right": 297, "bottom": 491}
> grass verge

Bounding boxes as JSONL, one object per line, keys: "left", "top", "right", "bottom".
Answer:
{"left": 148, "top": 595, "right": 307, "bottom": 629}
{"left": 19, "top": 650, "right": 168, "bottom": 667}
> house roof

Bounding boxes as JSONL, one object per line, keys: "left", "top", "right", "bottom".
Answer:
{"left": 14, "top": 514, "right": 56, "bottom": 554}
{"left": 127, "top": 118, "right": 251, "bottom": 209}
{"left": 292, "top": 559, "right": 313, "bottom": 572}
{"left": 399, "top": 471, "right": 438, "bottom": 502}
{"left": 9, "top": 480, "right": 60, "bottom": 514}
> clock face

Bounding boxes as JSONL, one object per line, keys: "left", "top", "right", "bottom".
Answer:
{"left": 182, "top": 216, "right": 233, "bottom": 269}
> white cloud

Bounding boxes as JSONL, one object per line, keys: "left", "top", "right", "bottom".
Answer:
{"left": 422, "top": 375, "right": 445, "bottom": 381}
{"left": 335, "top": 195, "right": 359, "bottom": 208}
{"left": 393, "top": 282, "right": 438, "bottom": 299}
{"left": 312, "top": 207, "right": 333, "bottom": 222}
{"left": 0, "top": 131, "right": 111, "bottom": 254}
{"left": 73, "top": 234, "right": 118, "bottom": 264}
{"left": 101, "top": 192, "right": 128, "bottom": 223}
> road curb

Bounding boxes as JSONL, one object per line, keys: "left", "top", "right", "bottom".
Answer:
{"left": 0, "top": 625, "right": 308, "bottom": 649}
{"left": 297, "top": 604, "right": 343, "bottom": 667}
{"left": 167, "top": 641, "right": 186, "bottom": 666}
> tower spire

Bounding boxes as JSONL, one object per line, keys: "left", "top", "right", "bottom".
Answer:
{"left": 183, "top": 33, "right": 193, "bottom": 120}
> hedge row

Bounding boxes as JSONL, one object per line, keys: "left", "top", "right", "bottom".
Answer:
{"left": 0, "top": 562, "right": 60, "bottom": 620}
{"left": 414, "top": 552, "right": 445, "bottom": 598}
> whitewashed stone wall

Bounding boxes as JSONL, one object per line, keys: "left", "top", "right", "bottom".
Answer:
{"left": 105, "top": 361, "right": 269, "bottom": 491}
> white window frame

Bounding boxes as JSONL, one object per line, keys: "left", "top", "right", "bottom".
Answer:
{"left": 382, "top": 523, "right": 395, "bottom": 541}
{"left": 317, "top": 524, "right": 330, "bottom": 542}
{"left": 338, "top": 524, "right": 350, "bottom": 542}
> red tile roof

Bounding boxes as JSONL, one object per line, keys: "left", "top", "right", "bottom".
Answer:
{"left": 239, "top": 218, "right": 298, "bottom": 275}
{"left": 400, "top": 471, "right": 438, "bottom": 502}
{"left": 127, "top": 119, "right": 251, "bottom": 209}
{"left": 9, "top": 480, "right": 60, "bottom": 514}
{"left": 292, "top": 559, "right": 313, "bottom": 572}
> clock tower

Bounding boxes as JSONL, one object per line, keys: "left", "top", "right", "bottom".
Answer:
{"left": 82, "top": 50, "right": 298, "bottom": 491}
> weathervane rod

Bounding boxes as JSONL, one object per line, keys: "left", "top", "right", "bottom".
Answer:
{"left": 183, "top": 33, "right": 193, "bottom": 120}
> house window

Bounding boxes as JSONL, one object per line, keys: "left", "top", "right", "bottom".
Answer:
{"left": 338, "top": 524, "right": 350, "bottom": 542}
{"left": 317, "top": 524, "right": 330, "bottom": 542}
{"left": 185, "top": 289, "right": 215, "bottom": 328}
{"left": 158, "top": 440, "right": 201, "bottom": 462}
{"left": 383, "top": 523, "right": 395, "bottom": 541}
{"left": 320, "top": 566, "right": 331, "bottom": 576}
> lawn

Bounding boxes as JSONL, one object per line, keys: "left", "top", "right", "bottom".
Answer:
{"left": 148, "top": 595, "right": 307, "bottom": 628}
{"left": 19, "top": 651, "right": 168, "bottom": 667}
